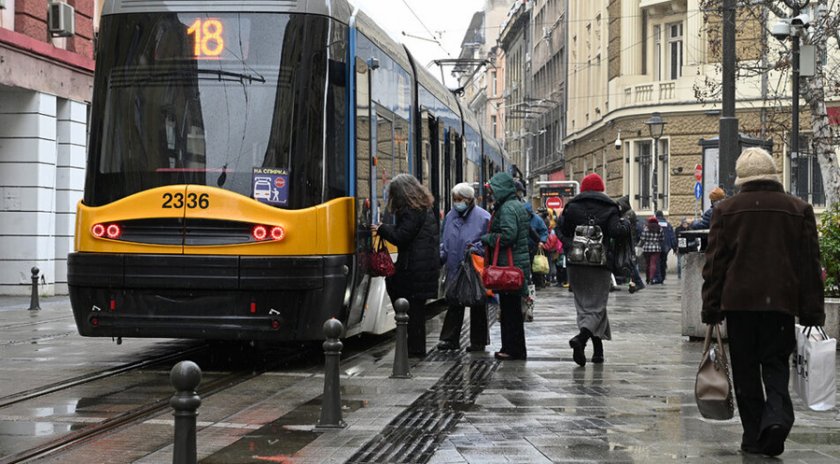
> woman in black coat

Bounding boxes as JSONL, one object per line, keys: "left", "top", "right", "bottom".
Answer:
{"left": 373, "top": 174, "right": 440, "bottom": 357}
{"left": 560, "top": 173, "right": 629, "bottom": 366}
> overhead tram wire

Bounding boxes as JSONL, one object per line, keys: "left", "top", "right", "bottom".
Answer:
{"left": 400, "top": 0, "right": 452, "bottom": 58}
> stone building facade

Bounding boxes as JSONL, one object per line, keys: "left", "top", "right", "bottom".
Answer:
{"left": 0, "top": 0, "right": 95, "bottom": 295}
{"left": 563, "top": 0, "right": 830, "bottom": 223}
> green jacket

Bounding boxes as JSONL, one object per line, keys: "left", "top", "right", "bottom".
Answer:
{"left": 481, "top": 172, "right": 532, "bottom": 295}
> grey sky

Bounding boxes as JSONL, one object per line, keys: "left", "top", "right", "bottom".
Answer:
{"left": 349, "top": 0, "right": 485, "bottom": 87}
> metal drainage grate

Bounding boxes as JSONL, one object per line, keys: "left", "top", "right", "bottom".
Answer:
{"left": 346, "top": 359, "right": 499, "bottom": 463}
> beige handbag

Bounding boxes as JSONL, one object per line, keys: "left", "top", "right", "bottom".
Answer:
{"left": 695, "top": 324, "right": 735, "bottom": 420}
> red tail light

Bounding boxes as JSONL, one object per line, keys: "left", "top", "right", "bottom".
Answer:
{"left": 92, "top": 224, "right": 106, "bottom": 238}
{"left": 252, "top": 225, "right": 268, "bottom": 241}
{"left": 270, "top": 226, "right": 286, "bottom": 241}
{"left": 106, "top": 224, "right": 122, "bottom": 239}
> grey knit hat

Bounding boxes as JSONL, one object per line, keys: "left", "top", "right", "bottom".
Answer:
{"left": 734, "top": 147, "right": 780, "bottom": 186}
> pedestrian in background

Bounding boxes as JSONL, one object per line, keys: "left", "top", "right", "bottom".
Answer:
{"left": 438, "top": 183, "right": 491, "bottom": 352}
{"left": 524, "top": 202, "right": 548, "bottom": 288}
{"left": 481, "top": 172, "right": 531, "bottom": 361}
{"left": 692, "top": 187, "right": 726, "bottom": 229}
{"left": 373, "top": 174, "right": 440, "bottom": 358}
{"left": 655, "top": 210, "right": 677, "bottom": 284}
{"left": 560, "top": 173, "right": 630, "bottom": 366}
{"left": 702, "top": 147, "right": 824, "bottom": 457}
{"left": 618, "top": 196, "right": 645, "bottom": 293}
{"left": 674, "top": 217, "right": 691, "bottom": 279}
{"left": 639, "top": 216, "right": 664, "bottom": 284}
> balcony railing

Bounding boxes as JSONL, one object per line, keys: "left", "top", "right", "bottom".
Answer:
{"left": 623, "top": 81, "right": 678, "bottom": 106}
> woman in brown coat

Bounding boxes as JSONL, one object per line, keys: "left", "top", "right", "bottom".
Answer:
{"left": 702, "top": 147, "right": 824, "bottom": 457}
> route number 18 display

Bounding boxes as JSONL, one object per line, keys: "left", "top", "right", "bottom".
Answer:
{"left": 187, "top": 19, "right": 225, "bottom": 58}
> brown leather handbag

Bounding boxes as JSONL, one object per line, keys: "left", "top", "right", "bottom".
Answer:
{"left": 695, "top": 324, "right": 735, "bottom": 420}
{"left": 481, "top": 237, "right": 524, "bottom": 292}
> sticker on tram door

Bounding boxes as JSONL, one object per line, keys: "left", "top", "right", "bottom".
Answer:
{"left": 252, "top": 168, "right": 289, "bottom": 207}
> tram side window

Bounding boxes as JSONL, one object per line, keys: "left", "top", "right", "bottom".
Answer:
{"left": 355, "top": 57, "right": 372, "bottom": 222}
{"left": 395, "top": 118, "right": 409, "bottom": 176}
{"left": 376, "top": 108, "right": 395, "bottom": 224}
{"left": 419, "top": 111, "right": 432, "bottom": 191}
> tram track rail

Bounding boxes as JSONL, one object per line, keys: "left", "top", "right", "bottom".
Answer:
{"left": 0, "top": 333, "right": 396, "bottom": 464}
{"left": 0, "top": 344, "right": 210, "bottom": 410}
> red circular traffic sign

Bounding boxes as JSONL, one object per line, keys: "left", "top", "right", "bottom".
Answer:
{"left": 545, "top": 197, "right": 563, "bottom": 210}
{"left": 694, "top": 164, "right": 703, "bottom": 181}
{"left": 274, "top": 177, "right": 286, "bottom": 189}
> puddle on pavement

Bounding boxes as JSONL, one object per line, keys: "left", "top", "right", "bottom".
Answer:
{"left": 789, "top": 431, "right": 840, "bottom": 445}
{"left": 0, "top": 420, "right": 82, "bottom": 437}
{"left": 201, "top": 398, "right": 367, "bottom": 464}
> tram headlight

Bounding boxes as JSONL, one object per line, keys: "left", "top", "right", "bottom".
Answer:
{"left": 105, "top": 224, "right": 122, "bottom": 239}
{"left": 252, "top": 225, "right": 268, "bottom": 241}
{"left": 269, "top": 226, "right": 286, "bottom": 241}
{"left": 91, "top": 223, "right": 106, "bottom": 238}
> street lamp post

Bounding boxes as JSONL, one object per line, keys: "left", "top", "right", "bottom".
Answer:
{"left": 645, "top": 112, "right": 667, "bottom": 212}
{"left": 774, "top": 0, "right": 810, "bottom": 188}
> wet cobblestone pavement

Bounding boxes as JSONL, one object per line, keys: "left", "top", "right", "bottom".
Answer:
{"left": 1, "top": 277, "right": 839, "bottom": 463}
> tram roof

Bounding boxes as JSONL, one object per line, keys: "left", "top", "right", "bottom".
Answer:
{"left": 103, "top": 0, "right": 355, "bottom": 19}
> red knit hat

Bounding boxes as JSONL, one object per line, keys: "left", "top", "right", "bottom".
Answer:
{"left": 580, "top": 173, "right": 605, "bottom": 192}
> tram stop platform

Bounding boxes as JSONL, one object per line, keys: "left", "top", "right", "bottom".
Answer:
{"left": 2, "top": 279, "right": 840, "bottom": 463}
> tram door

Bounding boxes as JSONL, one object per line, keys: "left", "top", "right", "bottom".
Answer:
{"left": 428, "top": 115, "right": 444, "bottom": 219}
{"left": 348, "top": 57, "right": 374, "bottom": 328}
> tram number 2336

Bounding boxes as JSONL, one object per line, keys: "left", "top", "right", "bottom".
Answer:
{"left": 162, "top": 193, "right": 210, "bottom": 209}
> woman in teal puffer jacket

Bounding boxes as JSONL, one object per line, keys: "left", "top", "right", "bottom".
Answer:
{"left": 481, "top": 172, "right": 531, "bottom": 360}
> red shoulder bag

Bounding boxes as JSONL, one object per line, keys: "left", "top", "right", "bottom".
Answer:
{"left": 481, "top": 236, "right": 524, "bottom": 292}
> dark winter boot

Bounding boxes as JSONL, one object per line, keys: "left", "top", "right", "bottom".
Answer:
{"left": 569, "top": 328, "right": 592, "bottom": 367}
{"left": 591, "top": 337, "right": 604, "bottom": 364}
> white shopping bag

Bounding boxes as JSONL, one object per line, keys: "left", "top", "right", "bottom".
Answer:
{"left": 792, "top": 325, "right": 837, "bottom": 411}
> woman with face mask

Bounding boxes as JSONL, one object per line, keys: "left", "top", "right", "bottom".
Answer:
{"left": 437, "top": 183, "right": 492, "bottom": 351}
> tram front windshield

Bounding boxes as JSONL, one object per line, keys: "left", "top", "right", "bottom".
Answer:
{"left": 86, "top": 13, "right": 348, "bottom": 209}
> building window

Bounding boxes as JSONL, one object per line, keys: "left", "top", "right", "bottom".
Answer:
{"left": 491, "top": 115, "right": 497, "bottom": 139}
{"left": 0, "top": 0, "right": 13, "bottom": 30}
{"left": 491, "top": 71, "right": 497, "bottom": 97}
{"left": 659, "top": 139, "right": 669, "bottom": 210}
{"left": 668, "top": 22, "right": 683, "bottom": 80}
{"left": 790, "top": 135, "right": 825, "bottom": 207}
{"left": 636, "top": 141, "right": 653, "bottom": 210}
{"left": 641, "top": 11, "right": 648, "bottom": 75}
{"left": 653, "top": 25, "right": 661, "bottom": 81}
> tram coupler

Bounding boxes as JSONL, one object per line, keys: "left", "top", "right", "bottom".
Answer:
{"left": 390, "top": 298, "right": 412, "bottom": 379}
{"left": 315, "top": 318, "right": 346, "bottom": 430}
{"left": 28, "top": 266, "right": 41, "bottom": 311}
{"left": 170, "top": 361, "right": 202, "bottom": 464}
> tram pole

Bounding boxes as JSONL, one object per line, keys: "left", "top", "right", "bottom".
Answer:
{"left": 390, "top": 298, "right": 412, "bottom": 379}
{"left": 28, "top": 266, "right": 41, "bottom": 311}
{"left": 316, "top": 318, "right": 346, "bottom": 429}
{"left": 170, "top": 361, "right": 202, "bottom": 464}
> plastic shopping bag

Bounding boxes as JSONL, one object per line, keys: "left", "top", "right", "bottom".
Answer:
{"left": 532, "top": 250, "right": 550, "bottom": 274}
{"left": 792, "top": 325, "right": 837, "bottom": 411}
{"left": 445, "top": 255, "right": 487, "bottom": 307}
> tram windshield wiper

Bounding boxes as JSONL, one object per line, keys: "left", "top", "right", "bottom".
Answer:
{"left": 195, "top": 69, "right": 266, "bottom": 84}
{"left": 109, "top": 67, "right": 266, "bottom": 87}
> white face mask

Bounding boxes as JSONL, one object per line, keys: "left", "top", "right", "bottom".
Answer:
{"left": 453, "top": 201, "right": 468, "bottom": 213}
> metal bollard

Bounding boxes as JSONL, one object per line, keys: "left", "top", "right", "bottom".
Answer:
{"left": 170, "top": 361, "right": 202, "bottom": 464}
{"left": 316, "top": 318, "right": 346, "bottom": 429}
{"left": 28, "top": 267, "right": 41, "bottom": 311}
{"left": 390, "top": 298, "right": 412, "bottom": 379}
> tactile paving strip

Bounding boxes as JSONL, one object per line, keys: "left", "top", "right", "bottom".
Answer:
{"left": 346, "top": 359, "right": 499, "bottom": 463}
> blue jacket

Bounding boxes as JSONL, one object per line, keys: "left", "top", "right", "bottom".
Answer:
{"left": 524, "top": 203, "right": 548, "bottom": 249}
{"left": 658, "top": 219, "right": 677, "bottom": 253}
{"left": 440, "top": 204, "right": 491, "bottom": 279}
{"left": 691, "top": 205, "right": 715, "bottom": 229}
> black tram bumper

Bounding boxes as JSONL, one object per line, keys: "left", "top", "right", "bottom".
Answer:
{"left": 67, "top": 253, "right": 352, "bottom": 341}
